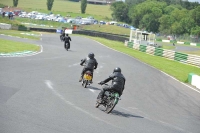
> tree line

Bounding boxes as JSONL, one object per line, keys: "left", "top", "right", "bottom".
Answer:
{"left": 111, "top": 0, "right": 200, "bottom": 37}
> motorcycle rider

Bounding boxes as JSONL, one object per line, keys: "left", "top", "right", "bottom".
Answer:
{"left": 64, "top": 34, "right": 72, "bottom": 49}
{"left": 97, "top": 67, "right": 126, "bottom": 103}
{"left": 60, "top": 30, "right": 65, "bottom": 41}
{"left": 79, "top": 52, "right": 98, "bottom": 83}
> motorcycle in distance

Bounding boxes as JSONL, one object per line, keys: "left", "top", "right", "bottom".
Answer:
{"left": 64, "top": 42, "right": 70, "bottom": 51}
{"left": 60, "top": 35, "right": 65, "bottom": 42}
{"left": 95, "top": 83, "right": 120, "bottom": 114}
{"left": 80, "top": 63, "right": 93, "bottom": 88}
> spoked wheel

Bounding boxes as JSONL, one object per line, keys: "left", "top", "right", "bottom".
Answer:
{"left": 95, "top": 102, "right": 100, "bottom": 108}
{"left": 105, "top": 98, "right": 116, "bottom": 114}
{"left": 81, "top": 81, "right": 84, "bottom": 87}
{"left": 84, "top": 80, "right": 87, "bottom": 88}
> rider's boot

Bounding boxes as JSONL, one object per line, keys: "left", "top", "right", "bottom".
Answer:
{"left": 79, "top": 76, "right": 83, "bottom": 82}
{"left": 97, "top": 98, "right": 103, "bottom": 104}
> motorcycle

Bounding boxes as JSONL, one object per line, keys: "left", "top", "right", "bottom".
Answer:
{"left": 82, "top": 70, "right": 93, "bottom": 88}
{"left": 95, "top": 83, "right": 120, "bottom": 114}
{"left": 64, "top": 42, "right": 70, "bottom": 51}
{"left": 60, "top": 35, "right": 65, "bottom": 42}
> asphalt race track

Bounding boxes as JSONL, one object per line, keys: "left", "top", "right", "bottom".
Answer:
{"left": 0, "top": 33, "right": 200, "bottom": 133}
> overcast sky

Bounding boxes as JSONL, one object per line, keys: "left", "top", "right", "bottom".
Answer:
{"left": 188, "top": 0, "right": 200, "bottom": 2}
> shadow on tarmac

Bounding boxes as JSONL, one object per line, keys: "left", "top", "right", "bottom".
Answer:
{"left": 87, "top": 86, "right": 101, "bottom": 91}
{"left": 110, "top": 110, "right": 144, "bottom": 118}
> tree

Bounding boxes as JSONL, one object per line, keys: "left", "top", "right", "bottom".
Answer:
{"left": 171, "top": 22, "right": 184, "bottom": 35}
{"left": 110, "top": 2, "right": 130, "bottom": 23}
{"left": 159, "top": 15, "right": 173, "bottom": 34}
{"left": 191, "top": 26, "right": 200, "bottom": 37}
{"left": 128, "top": 0, "right": 166, "bottom": 32}
{"left": 47, "top": 0, "right": 54, "bottom": 11}
{"left": 180, "top": 17, "right": 195, "bottom": 34}
{"left": 13, "top": 0, "right": 18, "bottom": 7}
{"left": 81, "top": 0, "right": 87, "bottom": 14}
{"left": 190, "top": 6, "right": 200, "bottom": 26}
{"left": 125, "top": 0, "right": 145, "bottom": 7}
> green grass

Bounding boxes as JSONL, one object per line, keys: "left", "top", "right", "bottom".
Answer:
{"left": 0, "top": 38, "right": 40, "bottom": 53}
{"left": 81, "top": 25, "right": 130, "bottom": 35}
{"left": 0, "top": 0, "right": 112, "bottom": 20}
{"left": 162, "top": 45, "right": 175, "bottom": 50}
{"left": 182, "top": 50, "right": 200, "bottom": 56}
{"left": 78, "top": 35, "right": 200, "bottom": 83}
{"left": 0, "top": 16, "right": 20, "bottom": 26}
{"left": 0, "top": 29, "right": 41, "bottom": 40}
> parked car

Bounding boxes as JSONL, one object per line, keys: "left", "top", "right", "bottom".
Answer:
{"left": 99, "top": 21, "right": 106, "bottom": 25}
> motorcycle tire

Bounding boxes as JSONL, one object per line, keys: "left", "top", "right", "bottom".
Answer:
{"left": 105, "top": 98, "right": 116, "bottom": 114}
{"left": 95, "top": 102, "right": 100, "bottom": 108}
{"left": 84, "top": 80, "right": 87, "bottom": 88}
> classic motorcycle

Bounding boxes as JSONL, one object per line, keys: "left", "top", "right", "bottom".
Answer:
{"left": 82, "top": 70, "right": 93, "bottom": 88}
{"left": 95, "top": 83, "right": 120, "bottom": 114}
{"left": 60, "top": 35, "right": 65, "bottom": 42}
{"left": 64, "top": 42, "right": 70, "bottom": 51}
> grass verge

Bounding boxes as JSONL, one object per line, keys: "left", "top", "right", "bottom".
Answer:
{"left": 78, "top": 35, "right": 200, "bottom": 83}
{"left": 0, "top": 38, "right": 40, "bottom": 53}
{"left": 0, "top": 0, "right": 112, "bottom": 20}
{"left": 0, "top": 29, "right": 41, "bottom": 40}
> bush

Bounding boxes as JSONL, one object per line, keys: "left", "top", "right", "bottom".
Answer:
{"left": 156, "top": 38, "right": 162, "bottom": 41}
{"left": 170, "top": 40, "right": 177, "bottom": 43}
{"left": 0, "top": 4, "right": 6, "bottom": 8}
{"left": 184, "top": 42, "right": 190, "bottom": 45}
{"left": 18, "top": 25, "right": 29, "bottom": 31}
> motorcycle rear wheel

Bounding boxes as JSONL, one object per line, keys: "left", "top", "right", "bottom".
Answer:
{"left": 84, "top": 80, "right": 87, "bottom": 88}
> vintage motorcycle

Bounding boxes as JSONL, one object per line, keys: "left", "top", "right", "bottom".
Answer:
{"left": 82, "top": 70, "right": 93, "bottom": 88}
{"left": 64, "top": 42, "right": 70, "bottom": 51}
{"left": 95, "top": 83, "right": 120, "bottom": 114}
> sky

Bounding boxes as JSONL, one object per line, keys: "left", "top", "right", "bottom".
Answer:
{"left": 188, "top": 0, "right": 200, "bottom": 2}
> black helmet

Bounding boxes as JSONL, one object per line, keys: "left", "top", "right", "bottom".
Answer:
{"left": 66, "top": 34, "right": 68, "bottom": 36}
{"left": 88, "top": 52, "right": 94, "bottom": 59}
{"left": 113, "top": 67, "right": 121, "bottom": 73}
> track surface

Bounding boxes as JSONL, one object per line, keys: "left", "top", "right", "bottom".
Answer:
{"left": 0, "top": 33, "right": 200, "bottom": 133}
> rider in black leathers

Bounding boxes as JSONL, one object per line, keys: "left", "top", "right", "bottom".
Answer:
{"left": 60, "top": 30, "right": 65, "bottom": 41}
{"left": 64, "top": 34, "right": 72, "bottom": 49}
{"left": 79, "top": 53, "right": 98, "bottom": 82}
{"left": 97, "top": 67, "right": 126, "bottom": 103}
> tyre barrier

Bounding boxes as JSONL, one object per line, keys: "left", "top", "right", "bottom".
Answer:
{"left": 156, "top": 39, "right": 200, "bottom": 47}
{"left": 125, "top": 41, "right": 200, "bottom": 67}
{"left": 188, "top": 73, "right": 200, "bottom": 89}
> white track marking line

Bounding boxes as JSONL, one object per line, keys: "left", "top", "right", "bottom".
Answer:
{"left": 158, "top": 120, "right": 186, "bottom": 132}
{"left": 39, "top": 32, "right": 42, "bottom": 41}
{"left": 122, "top": 107, "right": 187, "bottom": 132}
{"left": 161, "top": 71, "right": 200, "bottom": 93}
{"left": 88, "top": 89, "right": 95, "bottom": 93}
{"left": 128, "top": 107, "right": 138, "bottom": 110}
{"left": 92, "top": 39, "right": 200, "bottom": 94}
{"left": 68, "top": 63, "right": 80, "bottom": 67}
{"left": 44, "top": 80, "right": 132, "bottom": 132}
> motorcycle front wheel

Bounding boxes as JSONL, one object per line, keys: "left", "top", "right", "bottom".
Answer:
{"left": 105, "top": 98, "right": 116, "bottom": 114}
{"left": 95, "top": 102, "right": 100, "bottom": 108}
